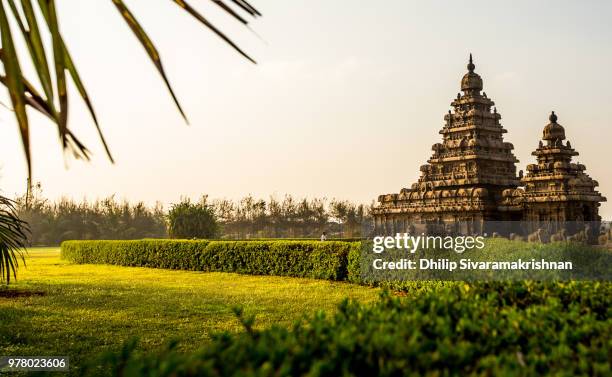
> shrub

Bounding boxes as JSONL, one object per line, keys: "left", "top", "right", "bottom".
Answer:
{"left": 168, "top": 198, "right": 219, "bottom": 239}
{"left": 88, "top": 281, "right": 611, "bottom": 376}
{"left": 61, "top": 240, "right": 358, "bottom": 280}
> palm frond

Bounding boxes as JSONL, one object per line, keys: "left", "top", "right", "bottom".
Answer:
{"left": 0, "top": 1, "right": 31, "bottom": 179}
{"left": 0, "top": 196, "right": 29, "bottom": 284}
{"left": 170, "top": 0, "right": 257, "bottom": 63}
{"left": 0, "top": 0, "right": 261, "bottom": 182}
{"left": 111, "top": 0, "right": 189, "bottom": 122}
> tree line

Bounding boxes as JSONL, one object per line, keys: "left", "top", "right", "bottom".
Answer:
{"left": 211, "top": 195, "right": 372, "bottom": 239}
{"left": 15, "top": 184, "right": 167, "bottom": 246}
{"left": 15, "top": 186, "right": 373, "bottom": 246}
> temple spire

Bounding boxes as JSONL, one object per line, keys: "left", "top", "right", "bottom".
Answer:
{"left": 467, "top": 53, "right": 475, "bottom": 72}
{"left": 461, "top": 53, "right": 482, "bottom": 92}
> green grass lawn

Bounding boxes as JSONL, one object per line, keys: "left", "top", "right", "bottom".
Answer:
{"left": 0, "top": 248, "right": 379, "bottom": 372}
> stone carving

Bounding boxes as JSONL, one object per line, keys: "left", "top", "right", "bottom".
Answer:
{"left": 598, "top": 227, "right": 612, "bottom": 246}
{"left": 509, "top": 233, "right": 525, "bottom": 242}
{"left": 550, "top": 229, "right": 567, "bottom": 242}
{"left": 568, "top": 224, "right": 591, "bottom": 243}
{"left": 528, "top": 228, "right": 545, "bottom": 243}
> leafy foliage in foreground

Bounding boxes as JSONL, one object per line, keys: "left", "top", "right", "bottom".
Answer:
{"left": 89, "top": 282, "right": 611, "bottom": 377}
{"left": 0, "top": 196, "right": 29, "bottom": 283}
{"left": 0, "top": 0, "right": 260, "bottom": 179}
{"left": 61, "top": 240, "right": 356, "bottom": 280}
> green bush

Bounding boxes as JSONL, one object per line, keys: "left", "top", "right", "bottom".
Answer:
{"left": 168, "top": 199, "right": 219, "bottom": 239}
{"left": 89, "top": 281, "right": 611, "bottom": 377}
{"left": 61, "top": 240, "right": 358, "bottom": 280}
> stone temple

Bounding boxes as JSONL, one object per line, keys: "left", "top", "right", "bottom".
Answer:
{"left": 373, "top": 55, "right": 606, "bottom": 237}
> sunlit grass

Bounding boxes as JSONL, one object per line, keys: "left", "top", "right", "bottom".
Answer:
{"left": 0, "top": 248, "right": 379, "bottom": 372}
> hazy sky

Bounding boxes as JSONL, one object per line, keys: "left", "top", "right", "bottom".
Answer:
{"left": 1, "top": 0, "right": 611, "bottom": 218}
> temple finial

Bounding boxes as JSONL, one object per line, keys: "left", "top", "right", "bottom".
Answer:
{"left": 467, "top": 53, "right": 475, "bottom": 72}
{"left": 549, "top": 111, "right": 557, "bottom": 123}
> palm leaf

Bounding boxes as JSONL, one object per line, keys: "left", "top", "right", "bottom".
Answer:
{"left": 211, "top": 0, "right": 248, "bottom": 24}
{"left": 111, "top": 0, "right": 188, "bottom": 122}
{"left": 229, "top": 0, "right": 261, "bottom": 17}
{"left": 62, "top": 44, "right": 114, "bottom": 162}
{"left": 0, "top": 1, "right": 31, "bottom": 179}
{"left": 8, "top": 0, "right": 55, "bottom": 109}
{"left": 0, "top": 0, "right": 261, "bottom": 185}
{"left": 39, "top": 0, "right": 68, "bottom": 147}
{"left": 21, "top": 0, "right": 54, "bottom": 102}
{"left": 33, "top": 0, "right": 114, "bottom": 161}
{"left": 170, "top": 0, "right": 256, "bottom": 64}
{"left": 0, "top": 196, "right": 29, "bottom": 284}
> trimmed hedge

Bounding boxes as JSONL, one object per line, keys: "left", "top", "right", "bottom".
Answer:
{"left": 61, "top": 240, "right": 360, "bottom": 281}
{"left": 61, "top": 238, "right": 610, "bottom": 291}
{"left": 89, "top": 281, "right": 611, "bottom": 377}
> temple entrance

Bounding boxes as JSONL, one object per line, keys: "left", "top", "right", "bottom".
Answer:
{"left": 582, "top": 205, "right": 592, "bottom": 222}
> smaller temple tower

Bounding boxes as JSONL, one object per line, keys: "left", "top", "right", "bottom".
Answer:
{"left": 500, "top": 111, "right": 606, "bottom": 233}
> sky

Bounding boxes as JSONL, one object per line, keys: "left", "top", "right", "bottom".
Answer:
{"left": 0, "top": 0, "right": 611, "bottom": 218}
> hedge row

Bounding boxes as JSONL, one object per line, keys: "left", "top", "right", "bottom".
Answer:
{"left": 61, "top": 240, "right": 360, "bottom": 281}
{"left": 60, "top": 239, "right": 458, "bottom": 296}
{"left": 89, "top": 281, "right": 611, "bottom": 377}
{"left": 61, "top": 239, "right": 609, "bottom": 290}
{"left": 60, "top": 239, "right": 458, "bottom": 295}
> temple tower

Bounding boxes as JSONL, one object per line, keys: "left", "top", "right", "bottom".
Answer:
{"left": 373, "top": 55, "right": 520, "bottom": 234}
{"left": 514, "top": 112, "right": 606, "bottom": 232}
{"left": 424, "top": 54, "right": 520, "bottom": 206}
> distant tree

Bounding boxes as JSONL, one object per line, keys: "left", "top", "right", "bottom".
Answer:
{"left": 168, "top": 197, "right": 219, "bottom": 239}
{"left": 311, "top": 198, "right": 329, "bottom": 232}
{"left": 15, "top": 191, "right": 371, "bottom": 243}
{"left": 15, "top": 184, "right": 167, "bottom": 245}
{"left": 208, "top": 194, "right": 368, "bottom": 239}
{"left": 267, "top": 196, "right": 283, "bottom": 237}
{"left": 330, "top": 199, "right": 368, "bottom": 237}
